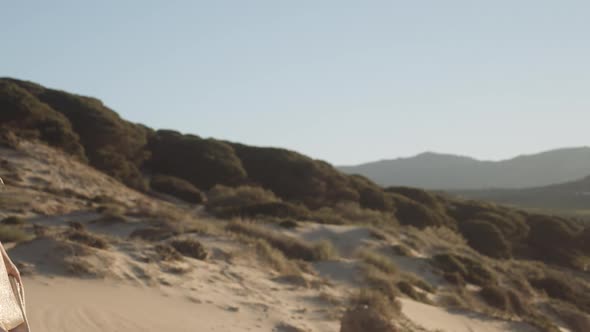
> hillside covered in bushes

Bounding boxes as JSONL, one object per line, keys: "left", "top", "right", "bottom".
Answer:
{"left": 1, "top": 77, "right": 589, "bottom": 273}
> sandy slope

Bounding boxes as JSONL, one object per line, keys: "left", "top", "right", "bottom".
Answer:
{"left": 1, "top": 142, "right": 551, "bottom": 332}
{"left": 24, "top": 277, "right": 277, "bottom": 332}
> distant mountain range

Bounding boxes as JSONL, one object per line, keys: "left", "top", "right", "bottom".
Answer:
{"left": 451, "top": 175, "right": 590, "bottom": 212}
{"left": 338, "top": 148, "right": 590, "bottom": 190}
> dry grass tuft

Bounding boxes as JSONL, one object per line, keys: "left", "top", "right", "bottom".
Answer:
{"left": 65, "top": 230, "right": 109, "bottom": 249}
{"left": 226, "top": 220, "right": 334, "bottom": 261}
{"left": 252, "top": 239, "right": 301, "bottom": 275}
{"left": 350, "top": 288, "right": 401, "bottom": 319}
{"left": 358, "top": 249, "right": 397, "bottom": 274}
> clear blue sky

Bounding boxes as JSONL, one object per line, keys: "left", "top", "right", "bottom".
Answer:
{"left": 1, "top": 1, "right": 588, "bottom": 165}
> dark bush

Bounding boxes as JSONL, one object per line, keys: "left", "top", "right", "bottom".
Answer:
{"left": 459, "top": 219, "right": 512, "bottom": 259}
{"left": 386, "top": 187, "right": 441, "bottom": 209}
{"left": 147, "top": 130, "right": 247, "bottom": 190}
{"left": 278, "top": 219, "right": 300, "bottom": 229}
{"left": 0, "top": 80, "right": 85, "bottom": 158}
{"left": 150, "top": 174, "right": 205, "bottom": 204}
{"left": 393, "top": 198, "right": 450, "bottom": 229}
{"left": 472, "top": 211, "right": 529, "bottom": 243}
{"left": 432, "top": 253, "right": 496, "bottom": 286}
{"left": 443, "top": 272, "right": 466, "bottom": 287}
{"left": 526, "top": 215, "right": 585, "bottom": 268}
{"left": 0, "top": 128, "right": 19, "bottom": 149}
{"left": 230, "top": 143, "right": 360, "bottom": 209}
{"left": 170, "top": 239, "right": 208, "bottom": 260}
{"left": 528, "top": 276, "right": 590, "bottom": 313}
{"left": 397, "top": 280, "right": 430, "bottom": 303}
{"left": 225, "top": 202, "right": 311, "bottom": 219}
{"left": 154, "top": 244, "right": 183, "bottom": 262}
{"left": 1, "top": 216, "right": 25, "bottom": 225}
{"left": 480, "top": 285, "right": 511, "bottom": 311}
{"left": 350, "top": 175, "right": 393, "bottom": 211}
{"left": 129, "top": 226, "right": 179, "bottom": 242}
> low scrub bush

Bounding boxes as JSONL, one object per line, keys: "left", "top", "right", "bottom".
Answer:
{"left": 393, "top": 198, "right": 451, "bottom": 229}
{"left": 206, "top": 185, "right": 278, "bottom": 215}
{"left": 129, "top": 226, "right": 179, "bottom": 242}
{"left": 0, "top": 225, "right": 30, "bottom": 243}
{"left": 528, "top": 276, "right": 590, "bottom": 313}
{"left": 550, "top": 302, "right": 590, "bottom": 332}
{"left": 479, "top": 285, "right": 511, "bottom": 311}
{"left": 459, "top": 219, "right": 512, "bottom": 259}
{"left": 65, "top": 230, "right": 108, "bottom": 249}
{"left": 1, "top": 216, "right": 25, "bottom": 225}
{"left": 443, "top": 272, "right": 466, "bottom": 287}
{"left": 0, "top": 128, "right": 19, "bottom": 149}
{"left": 154, "top": 244, "right": 183, "bottom": 262}
{"left": 432, "top": 253, "right": 496, "bottom": 286}
{"left": 226, "top": 201, "right": 311, "bottom": 219}
{"left": 170, "top": 239, "right": 208, "bottom": 260}
{"left": 150, "top": 174, "right": 205, "bottom": 204}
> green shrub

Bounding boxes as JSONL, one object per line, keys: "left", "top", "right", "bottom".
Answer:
{"left": 459, "top": 219, "right": 512, "bottom": 259}
{"left": 170, "top": 239, "right": 208, "bottom": 260}
{"left": 150, "top": 174, "right": 204, "bottom": 204}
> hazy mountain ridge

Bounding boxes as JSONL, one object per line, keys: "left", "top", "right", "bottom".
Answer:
{"left": 452, "top": 175, "right": 590, "bottom": 211}
{"left": 339, "top": 148, "right": 590, "bottom": 190}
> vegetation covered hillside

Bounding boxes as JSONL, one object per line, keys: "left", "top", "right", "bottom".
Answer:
{"left": 1, "top": 77, "right": 590, "bottom": 273}
{"left": 452, "top": 175, "right": 590, "bottom": 214}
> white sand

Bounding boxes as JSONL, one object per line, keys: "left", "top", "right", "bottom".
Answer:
{"left": 24, "top": 276, "right": 277, "bottom": 332}
{"left": 399, "top": 298, "right": 538, "bottom": 332}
